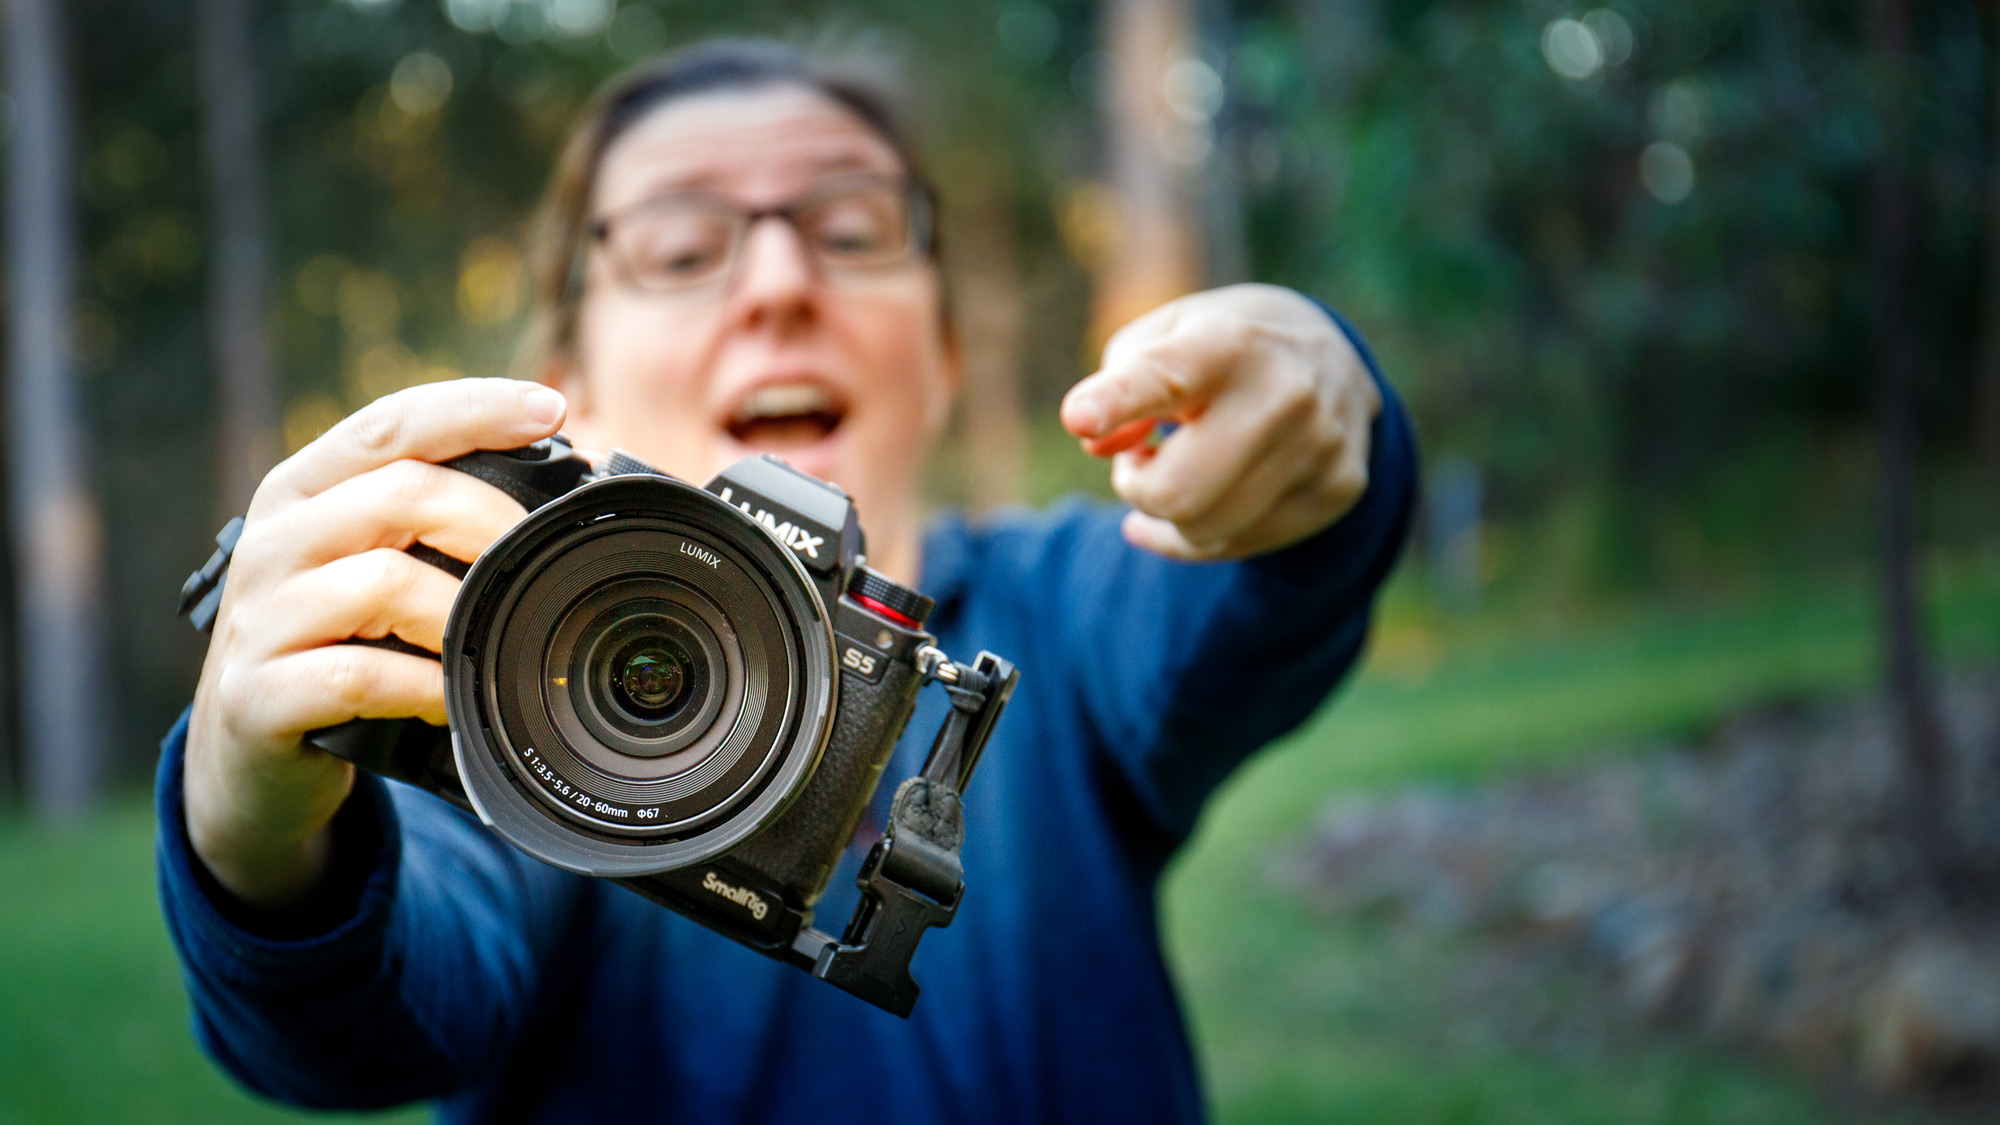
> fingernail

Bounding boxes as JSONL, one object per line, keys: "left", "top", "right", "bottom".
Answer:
{"left": 1068, "top": 395, "right": 1106, "bottom": 437}
{"left": 523, "top": 386, "right": 566, "bottom": 426}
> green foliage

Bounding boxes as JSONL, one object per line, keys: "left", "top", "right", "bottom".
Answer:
{"left": 74, "top": 0, "right": 1997, "bottom": 778}
{"left": 1230, "top": 0, "right": 1991, "bottom": 585}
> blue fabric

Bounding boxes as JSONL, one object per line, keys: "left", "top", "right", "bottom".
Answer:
{"left": 155, "top": 306, "right": 1417, "bottom": 1124}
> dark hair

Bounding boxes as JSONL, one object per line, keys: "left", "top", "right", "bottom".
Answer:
{"left": 517, "top": 38, "right": 936, "bottom": 376}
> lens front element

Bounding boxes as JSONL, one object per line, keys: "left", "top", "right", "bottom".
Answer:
{"left": 617, "top": 644, "right": 686, "bottom": 712}
{"left": 554, "top": 585, "right": 734, "bottom": 763}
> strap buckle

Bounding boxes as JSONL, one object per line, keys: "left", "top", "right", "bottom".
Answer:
{"left": 796, "top": 650, "right": 1018, "bottom": 1017}
{"left": 177, "top": 517, "right": 244, "bottom": 634}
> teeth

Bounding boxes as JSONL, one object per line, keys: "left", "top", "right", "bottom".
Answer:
{"left": 734, "top": 383, "right": 835, "bottom": 422}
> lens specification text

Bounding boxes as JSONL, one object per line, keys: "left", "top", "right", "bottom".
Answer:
{"left": 519, "top": 746, "right": 656, "bottom": 824}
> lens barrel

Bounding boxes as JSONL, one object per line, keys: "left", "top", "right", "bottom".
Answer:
{"left": 443, "top": 473, "right": 836, "bottom": 878}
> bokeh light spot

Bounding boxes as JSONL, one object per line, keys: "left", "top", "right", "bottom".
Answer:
{"left": 1582, "top": 10, "right": 1634, "bottom": 67}
{"left": 1648, "top": 80, "right": 1705, "bottom": 142}
{"left": 1640, "top": 141, "right": 1695, "bottom": 204}
{"left": 443, "top": 0, "right": 506, "bottom": 34}
{"left": 347, "top": 342, "right": 423, "bottom": 406}
{"left": 295, "top": 254, "right": 350, "bottom": 317}
{"left": 547, "top": 0, "right": 612, "bottom": 38}
{"left": 1164, "top": 58, "right": 1224, "bottom": 123}
{"left": 389, "top": 52, "right": 453, "bottom": 116}
{"left": 337, "top": 269, "right": 401, "bottom": 340}
{"left": 458, "top": 237, "right": 526, "bottom": 325}
{"left": 282, "top": 394, "right": 346, "bottom": 454}
{"left": 1541, "top": 18, "right": 1603, "bottom": 81}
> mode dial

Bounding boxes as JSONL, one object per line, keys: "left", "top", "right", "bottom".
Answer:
{"left": 847, "top": 568, "right": 935, "bottom": 628}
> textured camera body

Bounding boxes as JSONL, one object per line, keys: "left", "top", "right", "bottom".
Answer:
{"left": 443, "top": 452, "right": 937, "bottom": 959}
{"left": 182, "top": 439, "right": 1017, "bottom": 1015}
{"left": 619, "top": 616, "right": 927, "bottom": 957}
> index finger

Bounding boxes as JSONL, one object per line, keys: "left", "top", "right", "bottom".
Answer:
{"left": 1060, "top": 318, "right": 1244, "bottom": 440}
{"left": 262, "top": 379, "right": 567, "bottom": 503}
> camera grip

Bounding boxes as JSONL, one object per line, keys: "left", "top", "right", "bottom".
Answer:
{"left": 307, "top": 717, "right": 466, "bottom": 809}
{"left": 299, "top": 439, "right": 591, "bottom": 801}
{"left": 727, "top": 652, "right": 927, "bottom": 907}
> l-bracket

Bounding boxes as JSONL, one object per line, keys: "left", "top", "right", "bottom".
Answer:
{"left": 792, "top": 650, "right": 1018, "bottom": 1016}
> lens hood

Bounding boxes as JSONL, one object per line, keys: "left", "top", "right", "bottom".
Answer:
{"left": 444, "top": 473, "right": 838, "bottom": 878}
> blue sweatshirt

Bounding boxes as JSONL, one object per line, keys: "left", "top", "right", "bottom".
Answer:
{"left": 155, "top": 313, "right": 1416, "bottom": 1125}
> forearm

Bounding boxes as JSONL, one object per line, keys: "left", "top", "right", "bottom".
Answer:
{"left": 1079, "top": 331, "right": 1418, "bottom": 836}
{"left": 182, "top": 722, "right": 347, "bottom": 910}
{"left": 156, "top": 712, "right": 579, "bottom": 1109}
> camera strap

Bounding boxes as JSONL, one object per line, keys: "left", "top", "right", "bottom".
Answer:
{"left": 801, "top": 650, "right": 1017, "bottom": 1018}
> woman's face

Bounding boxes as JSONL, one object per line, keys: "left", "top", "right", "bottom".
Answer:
{"left": 556, "top": 85, "right": 956, "bottom": 536}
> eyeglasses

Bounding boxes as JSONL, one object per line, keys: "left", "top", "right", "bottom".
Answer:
{"left": 588, "top": 174, "right": 935, "bottom": 296}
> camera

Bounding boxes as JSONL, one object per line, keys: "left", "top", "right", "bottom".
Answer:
{"left": 180, "top": 438, "right": 1017, "bottom": 1017}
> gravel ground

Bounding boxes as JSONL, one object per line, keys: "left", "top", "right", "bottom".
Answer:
{"left": 1282, "top": 671, "right": 2000, "bottom": 1115}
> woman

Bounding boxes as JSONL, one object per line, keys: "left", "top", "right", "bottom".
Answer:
{"left": 160, "top": 40, "right": 1416, "bottom": 1124}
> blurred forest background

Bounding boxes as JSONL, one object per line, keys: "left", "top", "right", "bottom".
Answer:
{"left": 2, "top": 0, "right": 1999, "bottom": 1122}
{"left": 1, "top": 0, "right": 1992, "bottom": 813}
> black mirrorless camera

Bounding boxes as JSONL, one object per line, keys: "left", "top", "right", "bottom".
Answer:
{"left": 180, "top": 439, "right": 1017, "bottom": 1017}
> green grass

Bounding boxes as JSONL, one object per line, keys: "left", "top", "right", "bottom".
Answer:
{"left": 0, "top": 809, "right": 425, "bottom": 1124}
{"left": 1, "top": 559, "right": 1993, "bottom": 1123}
{"left": 1163, "top": 556, "right": 2000, "bottom": 1124}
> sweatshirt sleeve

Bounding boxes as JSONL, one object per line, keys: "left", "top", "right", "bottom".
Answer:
{"left": 1045, "top": 302, "right": 1418, "bottom": 839}
{"left": 153, "top": 710, "right": 589, "bottom": 1110}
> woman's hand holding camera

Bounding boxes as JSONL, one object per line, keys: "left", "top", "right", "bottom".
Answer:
{"left": 184, "top": 379, "right": 568, "bottom": 909}
{"left": 1060, "top": 284, "right": 1380, "bottom": 561}
{"left": 182, "top": 283, "right": 1373, "bottom": 907}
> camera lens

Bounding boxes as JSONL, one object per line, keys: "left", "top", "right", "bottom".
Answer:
{"left": 615, "top": 643, "right": 687, "bottom": 713}
{"left": 564, "top": 593, "right": 728, "bottom": 758}
{"left": 446, "top": 474, "right": 837, "bottom": 871}
{"left": 590, "top": 615, "right": 703, "bottom": 730}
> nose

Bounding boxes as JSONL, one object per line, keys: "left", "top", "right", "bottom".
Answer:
{"left": 729, "top": 214, "right": 818, "bottom": 331}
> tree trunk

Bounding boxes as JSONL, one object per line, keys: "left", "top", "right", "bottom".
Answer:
{"left": 0, "top": 506, "right": 12, "bottom": 804}
{"left": 1977, "top": 0, "right": 2000, "bottom": 478}
{"left": 197, "top": 0, "right": 279, "bottom": 517}
{"left": 1092, "top": 0, "right": 1204, "bottom": 349}
{"left": 952, "top": 162, "right": 1027, "bottom": 511}
{"left": 5, "top": 0, "right": 106, "bottom": 822}
{"left": 1870, "top": 0, "right": 1951, "bottom": 880}
{"left": 1192, "top": 0, "right": 1247, "bottom": 288}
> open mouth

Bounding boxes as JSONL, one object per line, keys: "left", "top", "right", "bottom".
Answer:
{"left": 724, "top": 382, "right": 848, "bottom": 452}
